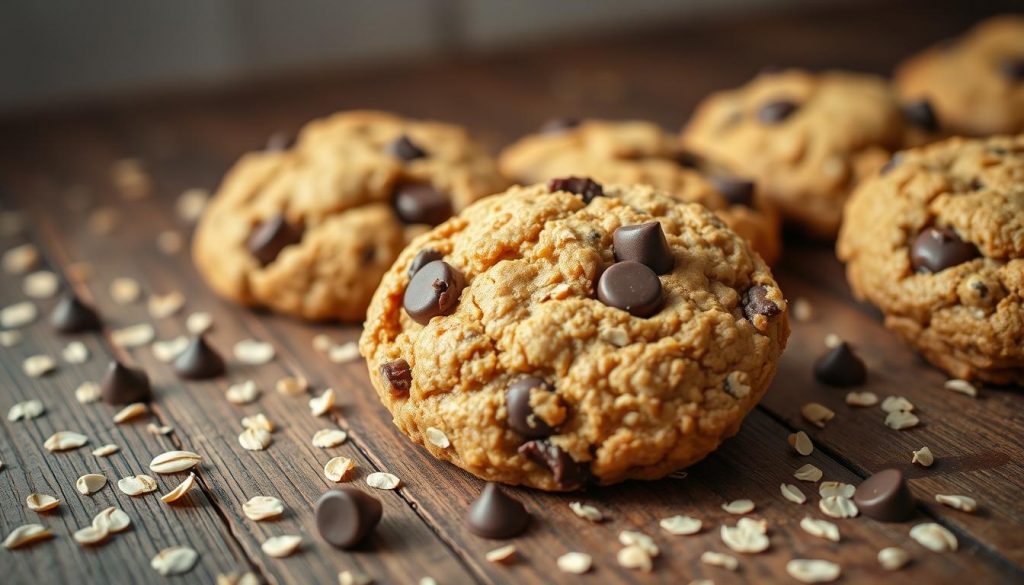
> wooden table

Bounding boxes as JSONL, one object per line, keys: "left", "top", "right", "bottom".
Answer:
{"left": 1, "top": 1, "right": 1021, "bottom": 583}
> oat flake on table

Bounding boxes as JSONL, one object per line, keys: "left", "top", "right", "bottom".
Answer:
{"left": 226, "top": 380, "right": 260, "bottom": 404}
{"left": 161, "top": 472, "right": 197, "bottom": 503}
{"left": 660, "top": 515, "right": 701, "bottom": 535}
{"left": 8, "top": 399, "right": 45, "bottom": 421}
{"left": 151, "top": 546, "right": 199, "bottom": 576}
{"left": 557, "top": 552, "right": 593, "bottom": 574}
{"left": 569, "top": 501, "right": 605, "bottom": 523}
{"left": 309, "top": 388, "right": 335, "bottom": 416}
{"left": 312, "top": 429, "right": 348, "bottom": 448}
{"left": 324, "top": 457, "right": 356, "bottom": 482}
{"left": 262, "top": 535, "right": 302, "bottom": 558}
{"left": 366, "top": 471, "right": 401, "bottom": 490}
{"left": 62, "top": 340, "right": 90, "bottom": 364}
{"left": 118, "top": 474, "right": 158, "bottom": 496}
{"left": 234, "top": 339, "right": 275, "bottom": 364}
{"left": 1, "top": 300, "right": 37, "bottom": 328}
{"left": 23, "top": 270, "right": 59, "bottom": 298}
{"left": 243, "top": 496, "right": 285, "bottom": 521}
{"left": 786, "top": 559, "right": 841, "bottom": 583}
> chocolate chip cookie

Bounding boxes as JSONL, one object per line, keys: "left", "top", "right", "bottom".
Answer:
{"left": 359, "top": 179, "right": 789, "bottom": 491}
{"left": 193, "top": 110, "right": 507, "bottom": 321}
{"left": 895, "top": 16, "right": 1024, "bottom": 137}
{"left": 499, "top": 119, "right": 782, "bottom": 264}
{"left": 681, "top": 69, "right": 911, "bottom": 238}
{"left": 837, "top": 135, "right": 1024, "bottom": 385}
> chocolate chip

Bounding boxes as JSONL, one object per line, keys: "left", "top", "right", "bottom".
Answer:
{"left": 758, "top": 99, "right": 798, "bottom": 124}
{"left": 403, "top": 260, "right": 465, "bottom": 324}
{"left": 711, "top": 176, "right": 756, "bottom": 208}
{"left": 518, "top": 440, "right": 587, "bottom": 490}
{"left": 910, "top": 226, "right": 979, "bottom": 273}
{"left": 597, "top": 261, "right": 663, "bottom": 318}
{"left": 613, "top": 222, "right": 674, "bottom": 275}
{"left": 265, "top": 131, "right": 295, "bottom": 152}
{"left": 385, "top": 135, "right": 427, "bottom": 161}
{"left": 408, "top": 249, "right": 444, "bottom": 278}
{"left": 813, "top": 342, "right": 867, "bottom": 387}
{"left": 969, "top": 178, "right": 985, "bottom": 191}
{"left": 999, "top": 58, "right": 1024, "bottom": 81}
{"left": 467, "top": 483, "right": 530, "bottom": 539}
{"left": 173, "top": 336, "right": 226, "bottom": 380}
{"left": 742, "top": 284, "right": 780, "bottom": 320}
{"left": 393, "top": 182, "right": 452, "bottom": 226}
{"left": 548, "top": 177, "right": 604, "bottom": 204}
{"left": 853, "top": 469, "right": 915, "bottom": 522}
{"left": 673, "top": 149, "right": 703, "bottom": 169}
{"left": 315, "top": 487, "right": 383, "bottom": 549}
{"left": 880, "top": 153, "right": 903, "bottom": 175}
{"left": 100, "top": 360, "right": 152, "bottom": 404}
{"left": 903, "top": 99, "right": 939, "bottom": 133}
{"left": 247, "top": 214, "right": 303, "bottom": 266}
{"left": 539, "top": 117, "right": 580, "bottom": 134}
{"left": 381, "top": 359, "right": 412, "bottom": 396}
{"left": 50, "top": 293, "right": 102, "bottom": 333}
{"left": 506, "top": 377, "right": 557, "bottom": 438}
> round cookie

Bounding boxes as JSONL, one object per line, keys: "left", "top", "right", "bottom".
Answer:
{"left": 193, "top": 110, "right": 507, "bottom": 321}
{"left": 837, "top": 135, "right": 1024, "bottom": 385}
{"left": 499, "top": 119, "right": 782, "bottom": 264}
{"left": 681, "top": 69, "right": 912, "bottom": 238}
{"left": 895, "top": 16, "right": 1024, "bottom": 137}
{"left": 359, "top": 179, "right": 789, "bottom": 491}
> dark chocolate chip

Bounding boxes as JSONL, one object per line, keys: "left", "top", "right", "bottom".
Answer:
{"left": 999, "top": 58, "right": 1024, "bottom": 81}
{"left": 467, "top": 483, "right": 530, "bottom": 539}
{"left": 315, "top": 487, "right": 383, "bottom": 549}
{"left": 403, "top": 260, "right": 465, "bottom": 325}
{"left": 853, "top": 469, "right": 915, "bottom": 522}
{"left": 969, "top": 178, "right": 985, "bottom": 191}
{"left": 506, "top": 377, "right": 557, "bottom": 438}
{"left": 742, "top": 284, "right": 781, "bottom": 321}
{"left": 596, "top": 261, "right": 663, "bottom": 318}
{"left": 100, "top": 360, "right": 152, "bottom": 404}
{"left": 381, "top": 359, "right": 412, "bottom": 396}
{"left": 673, "top": 149, "right": 703, "bottom": 169}
{"left": 910, "top": 226, "right": 979, "bottom": 273}
{"left": 548, "top": 176, "right": 604, "bottom": 204}
{"left": 265, "top": 131, "right": 295, "bottom": 152}
{"left": 613, "top": 222, "right": 674, "bottom": 274}
{"left": 393, "top": 182, "right": 452, "bottom": 226}
{"left": 246, "top": 214, "right": 303, "bottom": 266}
{"left": 813, "top": 342, "right": 867, "bottom": 387}
{"left": 385, "top": 135, "right": 427, "bottom": 161}
{"left": 903, "top": 99, "right": 939, "bottom": 133}
{"left": 408, "top": 249, "right": 444, "bottom": 278}
{"left": 758, "top": 99, "right": 798, "bottom": 124}
{"left": 539, "top": 117, "right": 580, "bottom": 134}
{"left": 710, "top": 176, "right": 756, "bottom": 208}
{"left": 517, "top": 440, "right": 587, "bottom": 490}
{"left": 50, "top": 293, "right": 102, "bottom": 333}
{"left": 880, "top": 153, "right": 903, "bottom": 176}
{"left": 173, "top": 336, "right": 226, "bottom": 380}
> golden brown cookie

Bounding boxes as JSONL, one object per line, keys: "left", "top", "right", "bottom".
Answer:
{"left": 193, "top": 110, "right": 507, "bottom": 321}
{"left": 359, "top": 180, "right": 789, "bottom": 491}
{"left": 895, "top": 16, "right": 1024, "bottom": 137}
{"left": 838, "top": 135, "right": 1024, "bottom": 385}
{"left": 499, "top": 119, "right": 782, "bottom": 264}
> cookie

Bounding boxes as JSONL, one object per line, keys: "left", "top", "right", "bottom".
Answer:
{"left": 681, "top": 69, "right": 911, "bottom": 238}
{"left": 837, "top": 135, "right": 1024, "bottom": 385}
{"left": 895, "top": 16, "right": 1024, "bottom": 137}
{"left": 359, "top": 180, "right": 789, "bottom": 491}
{"left": 499, "top": 119, "right": 782, "bottom": 264}
{"left": 193, "top": 110, "right": 507, "bottom": 321}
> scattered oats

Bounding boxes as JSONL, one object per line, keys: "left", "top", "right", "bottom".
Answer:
{"left": 781, "top": 483, "right": 807, "bottom": 504}
{"left": 112, "top": 158, "right": 152, "bottom": 200}
{"left": 324, "top": 457, "right": 356, "bottom": 482}
{"left": 3, "top": 524, "right": 53, "bottom": 549}
{"left": 819, "top": 496, "right": 858, "bottom": 518}
{"left": 328, "top": 341, "right": 361, "bottom": 364}
{"left": 792, "top": 297, "right": 814, "bottom": 322}
{"left": 110, "top": 277, "right": 141, "bottom": 304}
{"left": 243, "top": 496, "right": 285, "bottom": 521}
{"left": 148, "top": 291, "right": 185, "bottom": 319}
{"left": 93, "top": 507, "right": 131, "bottom": 534}
{"left": 878, "top": 547, "right": 911, "bottom": 570}
{"left": 910, "top": 522, "right": 957, "bottom": 552}
{"left": 617, "top": 545, "right": 654, "bottom": 572}
{"left": 885, "top": 410, "right": 920, "bottom": 430}
{"left": 241, "top": 413, "right": 274, "bottom": 432}
{"left": 660, "top": 515, "right": 701, "bottom": 535}
{"left": 801, "top": 403, "right": 834, "bottom": 428}
{"left": 239, "top": 427, "right": 272, "bottom": 451}
{"left": 721, "top": 499, "right": 755, "bottom": 515}
{"left": 312, "top": 429, "right": 348, "bottom": 448}
{"left": 569, "top": 501, "right": 605, "bottom": 523}
{"left": 0, "top": 329, "right": 22, "bottom": 347}
{"left": 23, "top": 354, "right": 56, "bottom": 377}
{"left": 118, "top": 474, "right": 158, "bottom": 496}
{"left": 485, "top": 544, "right": 517, "bottom": 564}
{"left": 262, "top": 535, "right": 302, "bottom": 558}
{"left": 944, "top": 379, "right": 978, "bottom": 398}
{"left": 8, "top": 399, "right": 45, "bottom": 421}
{"left": 309, "top": 388, "right": 336, "bottom": 417}
{"left": 720, "top": 521, "right": 770, "bottom": 554}
{"left": 234, "top": 339, "right": 275, "bottom": 365}
{"left": 824, "top": 333, "right": 842, "bottom": 348}
{"left": 148, "top": 423, "right": 173, "bottom": 435}
{"left": 425, "top": 427, "right": 450, "bottom": 449}
{"left": 557, "top": 552, "right": 592, "bottom": 574}
{"left": 276, "top": 375, "right": 308, "bottom": 396}
{"left": 112, "top": 323, "right": 155, "bottom": 348}
{"left": 92, "top": 444, "right": 120, "bottom": 457}
{"left": 881, "top": 396, "right": 914, "bottom": 413}
{"left": 845, "top": 391, "right": 878, "bottom": 407}
{"left": 44, "top": 431, "right": 89, "bottom": 451}
{"left": 151, "top": 546, "right": 199, "bottom": 576}
{"left": 23, "top": 270, "right": 59, "bottom": 298}
{"left": 786, "top": 559, "right": 841, "bottom": 583}
{"left": 789, "top": 431, "right": 813, "bottom": 456}
{"left": 912, "top": 446, "right": 934, "bottom": 467}
{"left": 226, "top": 380, "right": 260, "bottom": 404}
{"left": 76, "top": 473, "right": 107, "bottom": 495}
{"left": 87, "top": 207, "right": 119, "bottom": 235}
{"left": 700, "top": 551, "right": 738, "bottom": 571}
{"left": 150, "top": 450, "right": 202, "bottom": 473}
{"left": 161, "top": 472, "right": 197, "bottom": 503}
{"left": 619, "top": 530, "right": 659, "bottom": 557}
{"left": 313, "top": 334, "right": 334, "bottom": 353}
{"left": 186, "top": 311, "right": 213, "bottom": 334}
{"left": 177, "top": 188, "right": 209, "bottom": 222}
{"left": 3, "top": 243, "right": 39, "bottom": 274}
{"left": 62, "top": 340, "right": 90, "bottom": 364}
{"left": 724, "top": 371, "right": 751, "bottom": 399}
{"left": 76, "top": 381, "right": 102, "bottom": 403}
{"left": 152, "top": 335, "right": 188, "bottom": 362}
{"left": 1, "top": 301, "right": 37, "bottom": 328}
{"left": 338, "top": 570, "right": 374, "bottom": 585}
{"left": 800, "top": 517, "right": 840, "bottom": 542}
{"left": 935, "top": 494, "right": 977, "bottom": 513}
{"left": 819, "top": 482, "right": 855, "bottom": 499}
{"left": 113, "top": 402, "right": 148, "bottom": 423}
{"left": 73, "top": 525, "right": 109, "bottom": 546}
{"left": 25, "top": 493, "right": 60, "bottom": 512}
{"left": 366, "top": 471, "right": 401, "bottom": 490}
{"left": 156, "top": 230, "right": 184, "bottom": 254}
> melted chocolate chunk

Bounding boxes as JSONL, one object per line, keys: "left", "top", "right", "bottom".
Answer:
{"left": 910, "top": 226, "right": 979, "bottom": 273}
{"left": 381, "top": 359, "right": 412, "bottom": 396}
{"left": 247, "top": 214, "right": 303, "bottom": 266}
{"left": 505, "top": 377, "right": 558, "bottom": 438}
{"left": 518, "top": 440, "right": 587, "bottom": 490}
{"left": 742, "top": 285, "right": 781, "bottom": 320}
{"left": 548, "top": 177, "right": 604, "bottom": 204}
